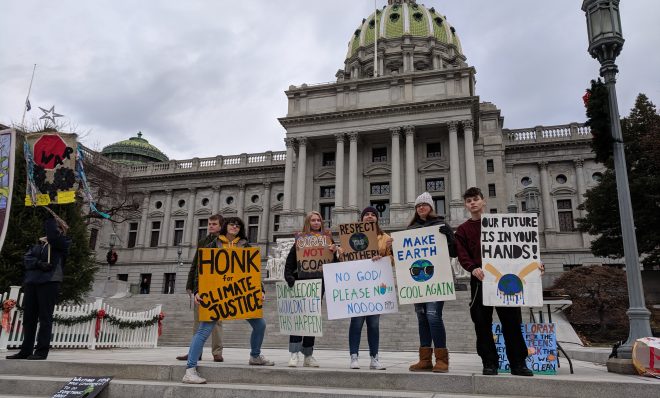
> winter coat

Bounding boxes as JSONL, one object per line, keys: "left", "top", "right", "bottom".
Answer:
{"left": 24, "top": 217, "right": 71, "bottom": 285}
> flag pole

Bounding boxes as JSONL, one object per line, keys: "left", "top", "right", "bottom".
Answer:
{"left": 21, "top": 64, "right": 37, "bottom": 129}
{"left": 374, "top": 0, "right": 378, "bottom": 77}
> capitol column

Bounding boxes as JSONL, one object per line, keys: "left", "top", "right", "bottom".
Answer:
{"left": 237, "top": 183, "right": 246, "bottom": 220}
{"left": 348, "top": 132, "right": 359, "bottom": 209}
{"left": 183, "top": 188, "right": 197, "bottom": 246}
{"left": 404, "top": 126, "right": 416, "bottom": 204}
{"left": 211, "top": 185, "right": 220, "bottom": 215}
{"left": 159, "top": 189, "right": 173, "bottom": 246}
{"left": 574, "top": 159, "right": 588, "bottom": 246}
{"left": 258, "top": 182, "right": 271, "bottom": 244}
{"left": 538, "top": 161, "right": 556, "bottom": 246}
{"left": 137, "top": 191, "right": 150, "bottom": 248}
{"left": 448, "top": 121, "right": 465, "bottom": 225}
{"left": 282, "top": 137, "right": 296, "bottom": 212}
{"left": 390, "top": 127, "right": 402, "bottom": 206}
{"left": 295, "top": 137, "right": 308, "bottom": 211}
{"left": 334, "top": 133, "right": 345, "bottom": 209}
{"left": 463, "top": 120, "right": 477, "bottom": 188}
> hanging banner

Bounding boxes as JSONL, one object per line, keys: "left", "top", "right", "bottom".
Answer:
{"left": 339, "top": 221, "right": 379, "bottom": 261}
{"left": 197, "top": 247, "right": 263, "bottom": 321}
{"left": 295, "top": 231, "right": 334, "bottom": 279}
{"left": 323, "top": 257, "right": 398, "bottom": 320}
{"left": 24, "top": 132, "right": 78, "bottom": 206}
{"left": 493, "top": 322, "right": 558, "bottom": 375}
{"left": 276, "top": 279, "right": 323, "bottom": 336}
{"left": 0, "top": 129, "right": 16, "bottom": 254}
{"left": 481, "top": 214, "right": 543, "bottom": 307}
{"left": 391, "top": 226, "right": 455, "bottom": 304}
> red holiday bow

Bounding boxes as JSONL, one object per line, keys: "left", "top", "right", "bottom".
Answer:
{"left": 582, "top": 90, "right": 591, "bottom": 108}
{"left": 2, "top": 299, "right": 16, "bottom": 332}
{"left": 158, "top": 312, "right": 165, "bottom": 337}
{"left": 95, "top": 309, "right": 106, "bottom": 339}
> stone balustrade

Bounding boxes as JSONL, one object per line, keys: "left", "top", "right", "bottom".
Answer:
{"left": 503, "top": 122, "right": 591, "bottom": 145}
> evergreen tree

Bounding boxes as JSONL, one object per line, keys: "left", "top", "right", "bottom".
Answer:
{"left": 0, "top": 131, "right": 97, "bottom": 303}
{"left": 578, "top": 94, "right": 660, "bottom": 269}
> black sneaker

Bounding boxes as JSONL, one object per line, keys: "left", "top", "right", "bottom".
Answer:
{"left": 482, "top": 365, "right": 498, "bottom": 375}
{"left": 26, "top": 354, "right": 47, "bottom": 360}
{"left": 511, "top": 366, "right": 533, "bottom": 376}
{"left": 6, "top": 352, "right": 31, "bottom": 360}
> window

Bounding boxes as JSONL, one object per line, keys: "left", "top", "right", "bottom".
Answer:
{"left": 490, "top": 208, "right": 498, "bottom": 214}
{"left": 163, "top": 273, "right": 176, "bottom": 294}
{"left": 89, "top": 228, "right": 98, "bottom": 250}
{"left": 370, "top": 182, "right": 390, "bottom": 195}
{"left": 197, "top": 219, "right": 208, "bottom": 242}
{"left": 117, "top": 274, "right": 128, "bottom": 282}
{"left": 486, "top": 159, "right": 494, "bottom": 173}
{"left": 433, "top": 196, "right": 446, "bottom": 216}
{"left": 173, "top": 220, "right": 185, "bottom": 246}
{"left": 273, "top": 215, "right": 280, "bottom": 232}
{"left": 226, "top": 196, "right": 234, "bottom": 205}
{"left": 426, "top": 143, "right": 441, "bottom": 158}
{"left": 150, "top": 221, "right": 161, "bottom": 247}
{"left": 592, "top": 172, "right": 603, "bottom": 182}
{"left": 521, "top": 201, "right": 527, "bottom": 212}
{"left": 426, "top": 178, "right": 445, "bottom": 192}
{"left": 322, "top": 152, "right": 336, "bottom": 167}
{"left": 557, "top": 199, "right": 574, "bottom": 232}
{"left": 521, "top": 177, "right": 532, "bottom": 187}
{"left": 371, "top": 200, "right": 390, "bottom": 224}
{"left": 488, "top": 184, "right": 496, "bottom": 197}
{"left": 277, "top": 193, "right": 284, "bottom": 202}
{"left": 248, "top": 216, "right": 259, "bottom": 243}
{"left": 155, "top": 201, "right": 163, "bottom": 209}
{"left": 320, "top": 186, "right": 335, "bottom": 199}
{"left": 251, "top": 195, "right": 259, "bottom": 203}
{"left": 127, "top": 222, "right": 138, "bottom": 248}
{"left": 178, "top": 199, "right": 185, "bottom": 208}
{"left": 201, "top": 198, "right": 209, "bottom": 206}
{"left": 556, "top": 174, "right": 567, "bottom": 184}
{"left": 139, "top": 274, "right": 152, "bottom": 294}
{"left": 319, "top": 204, "right": 334, "bottom": 227}
{"left": 372, "top": 147, "right": 387, "bottom": 163}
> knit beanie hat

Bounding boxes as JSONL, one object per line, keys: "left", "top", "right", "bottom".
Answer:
{"left": 414, "top": 192, "right": 434, "bottom": 209}
{"left": 361, "top": 206, "right": 379, "bottom": 221}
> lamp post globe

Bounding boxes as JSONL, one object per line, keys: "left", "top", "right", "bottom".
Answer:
{"left": 581, "top": 0, "right": 652, "bottom": 367}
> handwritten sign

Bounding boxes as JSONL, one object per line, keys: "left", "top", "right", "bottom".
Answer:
{"left": 52, "top": 376, "right": 112, "bottom": 398}
{"left": 493, "top": 323, "right": 558, "bottom": 375}
{"left": 339, "top": 222, "right": 379, "bottom": 261}
{"left": 295, "top": 232, "right": 334, "bottom": 279}
{"left": 276, "top": 279, "right": 323, "bottom": 336}
{"left": 392, "top": 226, "right": 455, "bottom": 304}
{"left": 0, "top": 129, "right": 16, "bottom": 255}
{"left": 323, "top": 257, "right": 398, "bottom": 320}
{"left": 197, "top": 247, "right": 263, "bottom": 321}
{"left": 481, "top": 214, "right": 542, "bottom": 307}
{"left": 24, "top": 132, "right": 78, "bottom": 206}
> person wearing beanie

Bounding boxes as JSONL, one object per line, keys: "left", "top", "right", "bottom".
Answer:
{"left": 406, "top": 192, "right": 456, "bottom": 373}
{"left": 347, "top": 206, "right": 392, "bottom": 370}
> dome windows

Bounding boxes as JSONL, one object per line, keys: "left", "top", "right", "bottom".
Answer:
{"left": 369, "top": 19, "right": 375, "bottom": 29}
{"left": 434, "top": 17, "right": 443, "bottom": 27}
{"left": 413, "top": 12, "right": 423, "bottom": 22}
{"left": 450, "top": 26, "right": 456, "bottom": 34}
{"left": 389, "top": 13, "right": 400, "bottom": 23}
{"left": 354, "top": 29, "right": 361, "bottom": 37}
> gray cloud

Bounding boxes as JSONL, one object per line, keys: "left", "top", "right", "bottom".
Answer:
{"left": 1, "top": 1, "right": 658, "bottom": 160}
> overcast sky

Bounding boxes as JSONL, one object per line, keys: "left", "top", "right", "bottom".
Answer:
{"left": 1, "top": 1, "right": 658, "bottom": 160}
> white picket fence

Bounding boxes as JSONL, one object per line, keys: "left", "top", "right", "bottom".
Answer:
{"left": 0, "top": 285, "right": 162, "bottom": 351}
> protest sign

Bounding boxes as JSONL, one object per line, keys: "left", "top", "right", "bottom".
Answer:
{"left": 24, "top": 132, "right": 78, "bottom": 206}
{"left": 197, "top": 247, "right": 263, "bottom": 321}
{"left": 493, "top": 323, "right": 558, "bottom": 375}
{"left": 391, "top": 226, "right": 455, "bottom": 305}
{"left": 276, "top": 279, "right": 323, "bottom": 336}
{"left": 51, "top": 376, "right": 112, "bottom": 398}
{"left": 323, "top": 257, "right": 398, "bottom": 320}
{"left": 295, "top": 231, "right": 334, "bottom": 279}
{"left": 339, "top": 221, "right": 379, "bottom": 261}
{"left": 0, "top": 129, "right": 16, "bottom": 254}
{"left": 481, "top": 214, "right": 542, "bottom": 307}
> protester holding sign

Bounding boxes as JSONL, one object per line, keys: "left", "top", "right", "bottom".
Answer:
{"left": 455, "top": 187, "right": 535, "bottom": 377}
{"left": 183, "top": 217, "right": 273, "bottom": 385}
{"left": 347, "top": 206, "right": 392, "bottom": 370}
{"left": 284, "top": 211, "right": 338, "bottom": 368}
{"left": 405, "top": 192, "right": 456, "bottom": 373}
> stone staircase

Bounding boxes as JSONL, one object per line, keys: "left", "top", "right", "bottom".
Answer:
{"left": 103, "top": 282, "right": 477, "bottom": 352}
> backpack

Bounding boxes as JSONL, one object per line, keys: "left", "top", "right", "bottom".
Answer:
{"left": 24, "top": 242, "right": 54, "bottom": 272}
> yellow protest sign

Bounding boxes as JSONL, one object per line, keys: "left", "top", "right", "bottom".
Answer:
{"left": 197, "top": 247, "right": 263, "bottom": 321}
{"left": 56, "top": 190, "right": 76, "bottom": 204}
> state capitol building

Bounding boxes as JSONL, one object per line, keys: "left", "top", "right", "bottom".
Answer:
{"left": 86, "top": 0, "right": 610, "bottom": 294}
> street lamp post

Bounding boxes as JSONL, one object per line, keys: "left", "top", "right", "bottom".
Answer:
{"left": 581, "top": 0, "right": 652, "bottom": 370}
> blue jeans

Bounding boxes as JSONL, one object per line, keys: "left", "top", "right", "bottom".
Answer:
{"left": 414, "top": 301, "right": 446, "bottom": 348}
{"left": 187, "top": 318, "right": 266, "bottom": 368}
{"left": 348, "top": 315, "right": 380, "bottom": 357}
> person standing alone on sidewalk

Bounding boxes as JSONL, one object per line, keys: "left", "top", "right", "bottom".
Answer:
{"left": 176, "top": 214, "right": 225, "bottom": 362}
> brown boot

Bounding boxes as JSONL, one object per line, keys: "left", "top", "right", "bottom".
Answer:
{"left": 432, "top": 348, "right": 449, "bottom": 373}
{"left": 409, "top": 347, "right": 433, "bottom": 372}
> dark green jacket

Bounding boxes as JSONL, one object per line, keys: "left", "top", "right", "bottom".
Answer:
{"left": 185, "top": 233, "right": 219, "bottom": 291}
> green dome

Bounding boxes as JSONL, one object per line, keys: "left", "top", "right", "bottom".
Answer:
{"left": 345, "top": 0, "right": 464, "bottom": 71}
{"left": 101, "top": 132, "right": 169, "bottom": 164}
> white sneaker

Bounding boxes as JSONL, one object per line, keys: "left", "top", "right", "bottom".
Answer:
{"left": 303, "top": 355, "right": 319, "bottom": 367}
{"left": 288, "top": 352, "right": 299, "bottom": 367}
{"left": 350, "top": 354, "right": 360, "bottom": 369}
{"left": 249, "top": 354, "right": 274, "bottom": 366}
{"left": 182, "top": 367, "right": 206, "bottom": 384}
{"left": 370, "top": 355, "right": 386, "bottom": 370}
